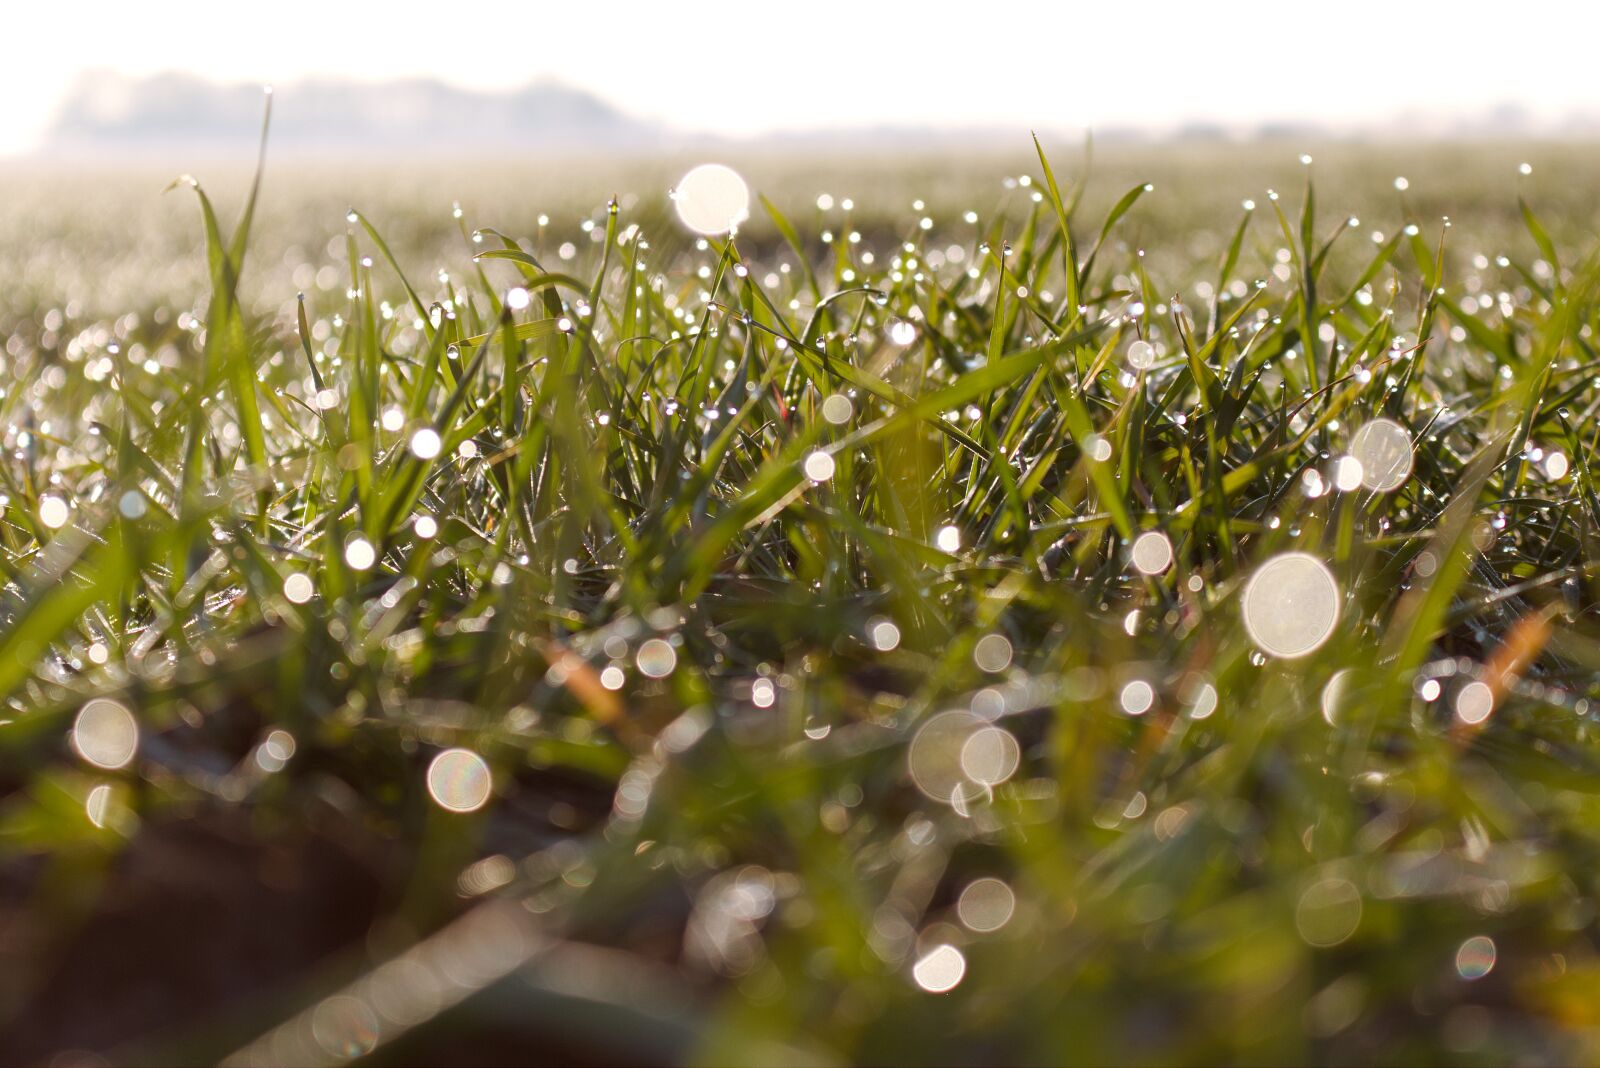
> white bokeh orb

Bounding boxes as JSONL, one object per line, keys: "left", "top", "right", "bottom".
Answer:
{"left": 673, "top": 164, "right": 750, "bottom": 235}
{"left": 1241, "top": 552, "right": 1341, "bottom": 659}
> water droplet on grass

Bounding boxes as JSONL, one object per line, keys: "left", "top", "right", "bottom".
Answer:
{"left": 39, "top": 495, "right": 69, "bottom": 529}
{"left": 344, "top": 537, "right": 376, "bottom": 571}
{"left": 1120, "top": 679, "right": 1154, "bottom": 716}
{"left": 960, "top": 724, "right": 1019, "bottom": 786}
{"left": 1130, "top": 531, "right": 1173, "bottom": 575}
{"left": 73, "top": 698, "right": 138, "bottom": 770}
{"left": 427, "top": 748, "right": 491, "bottom": 813}
{"left": 973, "top": 634, "right": 1013, "bottom": 673}
{"left": 1333, "top": 456, "right": 1364, "bottom": 492}
{"left": 672, "top": 164, "right": 750, "bottom": 235}
{"left": 409, "top": 428, "right": 442, "bottom": 460}
{"left": 1350, "top": 418, "right": 1413, "bottom": 491}
{"left": 821, "top": 394, "right": 854, "bottom": 425}
{"left": 284, "top": 573, "right": 314, "bottom": 604}
{"left": 637, "top": 638, "right": 677, "bottom": 678}
{"left": 1455, "top": 935, "right": 1496, "bottom": 979}
{"left": 912, "top": 944, "right": 966, "bottom": 993}
{"left": 803, "top": 451, "right": 836, "bottom": 483}
{"left": 1321, "top": 669, "right": 1353, "bottom": 725}
{"left": 1455, "top": 680, "right": 1494, "bottom": 725}
{"left": 1241, "top": 552, "right": 1340, "bottom": 659}
{"left": 958, "top": 878, "right": 1015, "bottom": 932}
{"left": 86, "top": 784, "right": 113, "bottom": 828}
{"left": 909, "top": 710, "right": 985, "bottom": 806}
{"left": 869, "top": 618, "right": 901, "bottom": 651}
{"left": 1127, "top": 339, "right": 1155, "bottom": 370}
{"left": 751, "top": 678, "right": 775, "bottom": 707}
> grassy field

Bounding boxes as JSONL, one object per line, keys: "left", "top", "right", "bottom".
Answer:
{"left": 3, "top": 132, "right": 1600, "bottom": 1065}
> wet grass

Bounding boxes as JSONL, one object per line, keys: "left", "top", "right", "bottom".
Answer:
{"left": 4, "top": 127, "right": 1600, "bottom": 1065}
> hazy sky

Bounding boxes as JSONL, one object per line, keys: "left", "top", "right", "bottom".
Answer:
{"left": 3, "top": 0, "right": 1595, "bottom": 155}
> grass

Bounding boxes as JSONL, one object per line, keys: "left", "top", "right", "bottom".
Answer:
{"left": 3, "top": 123, "right": 1600, "bottom": 1065}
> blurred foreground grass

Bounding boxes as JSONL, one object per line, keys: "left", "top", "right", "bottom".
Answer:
{"left": 2, "top": 135, "right": 1600, "bottom": 1065}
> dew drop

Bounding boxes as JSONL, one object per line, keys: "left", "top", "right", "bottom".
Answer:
{"left": 427, "top": 748, "right": 492, "bottom": 813}
{"left": 821, "top": 394, "right": 854, "bottom": 425}
{"left": 409, "top": 428, "right": 443, "bottom": 460}
{"left": 1455, "top": 680, "right": 1494, "bottom": 725}
{"left": 1241, "top": 553, "right": 1340, "bottom": 659}
{"left": 1349, "top": 418, "right": 1413, "bottom": 492}
{"left": 73, "top": 698, "right": 138, "bottom": 770}
{"left": 636, "top": 638, "right": 677, "bottom": 678}
{"left": 672, "top": 164, "right": 750, "bottom": 236}
{"left": 284, "top": 573, "right": 315, "bottom": 604}
{"left": 1130, "top": 530, "right": 1173, "bottom": 575}
{"left": 912, "top": 944, "right": 966, "bottom": 993}
{"left": 803, "top": 450, "right": 836, "bottom": 483}
{"left": 39, "top": 495, "right": 69, "bottom": 530}
{"left": 1455, "top": 935, "right": 1496, "bottom": 980}
{"left": 344, "top": 537, "right": 377, "bottom": 571}
{"left": 958, "top": 878, "right": 1015, "bottom": 932}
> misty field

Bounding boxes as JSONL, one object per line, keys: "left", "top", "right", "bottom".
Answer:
{"left": 3, "top": 135, "right": 1600, "bottom": 1065}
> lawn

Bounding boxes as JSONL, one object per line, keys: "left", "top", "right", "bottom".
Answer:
{"left": 2, "top": 124, "right": 1600, "bottom": 1065}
